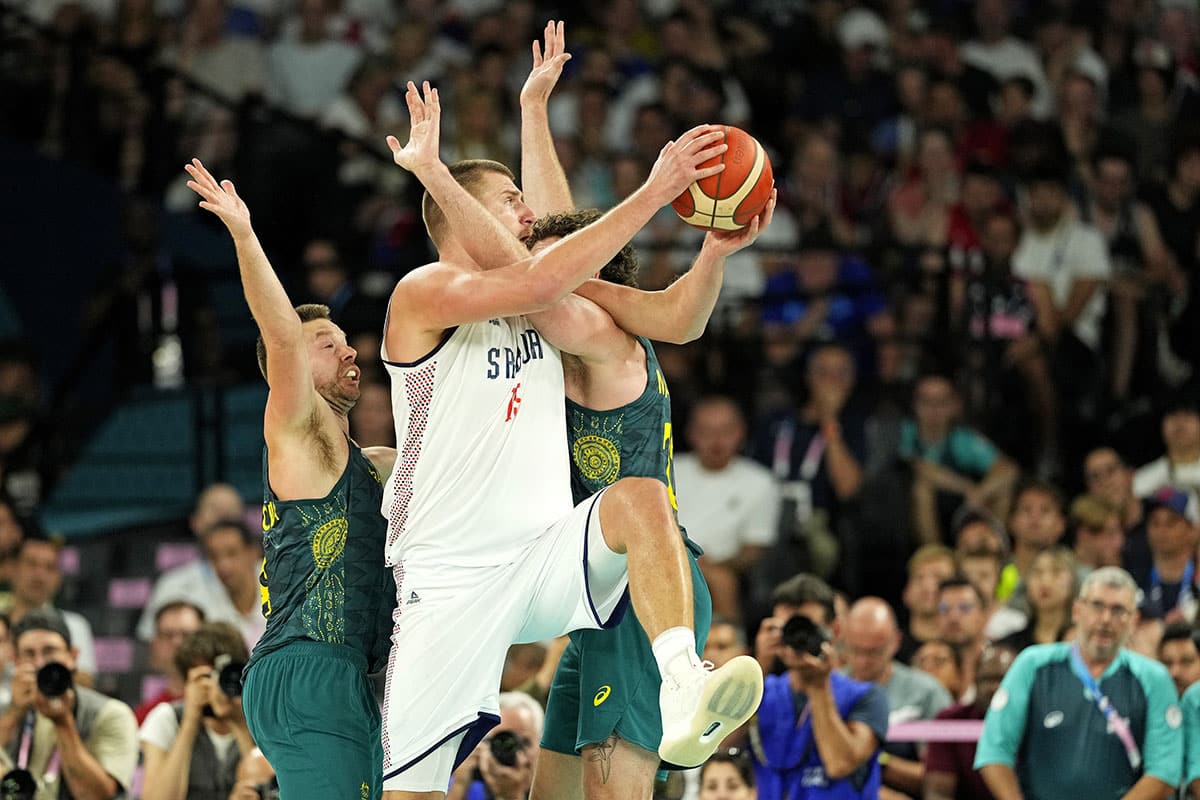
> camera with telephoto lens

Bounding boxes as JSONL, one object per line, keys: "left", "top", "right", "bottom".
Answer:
{"left": 213, "top": 654, "right": 246, "bottom": 698}
{"left": 781, "top": 615, "right": 829, "bottom": 658}
{"left": 487, "top": 731, "right": 528, "bottom": 768}
{"left": 36, "top": 662, "right": 73, "bottom": 699}
{"left": 0, "top": 768, "right": 35, "bottom": 800}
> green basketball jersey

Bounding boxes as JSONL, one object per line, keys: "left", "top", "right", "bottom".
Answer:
{"left": 546, "top": 339, "right": 710, "bottom": 768}
{"left": 247, "top": 440, "right": 395, "bottom": 674}
{"left": 566, "top": 337, "right": 679, "bottom": 509}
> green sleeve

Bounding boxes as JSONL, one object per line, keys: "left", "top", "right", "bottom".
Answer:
{"left": 974, "top": 647, "right": 1037, "bottom": 769}
{"left": 1132, "top": 657, "right": 1183, "bottom": 787}
{"left": 1184, "top": 682, "right": 1200, "bottom": 788}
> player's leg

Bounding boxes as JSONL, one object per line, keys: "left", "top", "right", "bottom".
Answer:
{"left": 383, "top": 730, "right": 467, "bottom": 800}
{"left": 532, "top": 638, "right": 585, "bottom": 800}
{"left": 242, "top": 643, "right": 384, "bottom": 799}
{"left": 381, "top": 562, "right": 522, "bottom": 798}
{"left": 595, "top": 477, "right": 692, "bottom": 641}
{"left": 530, "top": 750, "right": 584, "bottom": 800}
{"left": 580, "top": 734, "right": 660, "bottom": 800}
{"left": 591, "top": 480, "right": 763, "bottom": 768}
{"left": 525, "top": 491, "right": 760, "bottom": 769}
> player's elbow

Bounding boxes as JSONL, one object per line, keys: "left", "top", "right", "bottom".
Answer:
{"left": 529, "top": 281, "right": 568, "bottom": 309}
{"left": 674, "top": 321, "right": 707, "bottom": 345}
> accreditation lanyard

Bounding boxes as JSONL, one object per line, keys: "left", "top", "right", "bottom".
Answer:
{"left": 772, "top": 420, "right": 826, "bottom": 482}
{"left": 17, "top": 712, "right": 61, "bottom": 785}
{"left": 1069, "top": 645, "right": 1142, "bottom": 771}
{"left": 1149, "top": 561, "right": 1195, "bottom": 615}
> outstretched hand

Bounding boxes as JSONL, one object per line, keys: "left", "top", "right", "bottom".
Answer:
{"left": 386, "top": 81, "right": 442, "bottom": 177}
{"left": 703, "top": 188, "right": 777, "bottom": 257}
{"left": 185, "top": 159, "right": 252, "bottom": 239}
{"left": 645, "top": 125, "right": 728, "bottom": 206}
{"left": 520, "top": 19, "right": 571, "bottom": 106}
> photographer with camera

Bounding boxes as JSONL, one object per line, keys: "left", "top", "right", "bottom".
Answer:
{"left": 750, "top": 575, "right": 888, "bottom": 799}
{"left": 447, "top": 692, "right": 543, "bottom": 800}
{"left": 140, "top": 622, "right": 259, "bottom": 800}
{"left": 0, "top": 609, "right": 138, "bottom": 800}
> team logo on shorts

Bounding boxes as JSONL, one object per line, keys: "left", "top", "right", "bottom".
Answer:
{"left": 312, "top": 517, "right": 348, "bottom": 569}
{"left": 593, "top": 685, "right": 612, "bottom": 707}
{"left": 574, "top": 436, "right": 621, "bottom": 485}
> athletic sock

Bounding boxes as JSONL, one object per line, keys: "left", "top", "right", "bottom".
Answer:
{"left": 652, "top": 626, "right": 702, "bottom": 680}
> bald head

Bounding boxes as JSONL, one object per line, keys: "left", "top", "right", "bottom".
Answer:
{"left": 842, "top": 598, "right": 901, "bottom": 683}
{"left": 845, "top": 597, "right": 899, "bottom": 636}
{"left": 190, "top": 483, "right": 244, "bottom": 538}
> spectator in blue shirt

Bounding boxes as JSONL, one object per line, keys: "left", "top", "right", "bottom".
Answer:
{"left": 759, "top": 227, "right": 892, "bottom": 374}
{"left": 750, "top": 574, "right": 889, "bottom": 800}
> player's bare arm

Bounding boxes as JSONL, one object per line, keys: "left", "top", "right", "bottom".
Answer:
{"left": 385, "top": 82, "right": 728, "bottom": 334}
{"left": 575, "top": 190, "right": 777, "bottom": 344}
{"left": 520, "top": 20, "right": 573, "bottom": 216}
{"left": 184, "top": 161, "right": 319, "bottom": 436}
{"left": 361, "top": 447, "right": 397, "bottom": 484}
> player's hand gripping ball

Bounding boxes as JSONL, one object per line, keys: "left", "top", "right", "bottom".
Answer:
{"left": 671, "top": 125, "right": 774, "bottom": 231}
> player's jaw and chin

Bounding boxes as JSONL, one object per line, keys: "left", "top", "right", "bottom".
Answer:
{"left": 315, "top": 366, "right": 361, "bottom": 414}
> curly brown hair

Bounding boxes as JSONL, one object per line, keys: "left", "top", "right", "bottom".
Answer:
{"left": 526, "top": 209, "right": 640, "bottom": 288}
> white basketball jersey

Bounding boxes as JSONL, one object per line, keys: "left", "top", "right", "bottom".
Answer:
{"left": 381, "top": 317, "right": 574, "bottom": 567}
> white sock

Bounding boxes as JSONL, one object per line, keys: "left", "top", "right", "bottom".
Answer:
{"left": 652, "top": 626, "right": 701, "bottom": 678}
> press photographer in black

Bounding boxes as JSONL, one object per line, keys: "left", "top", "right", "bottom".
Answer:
{"left": 447, "top": 692, "right": 544, "bottom": 800}
{"left": 750, "top": 574, "right": 889, "bottom": 800}
{"left": 0, "top": 610, "right": 138, "bottom": 800}
{"left": 140, "top": 622, "right": 270, "bottom": 800}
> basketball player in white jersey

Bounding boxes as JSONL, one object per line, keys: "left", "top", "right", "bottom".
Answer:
{"left": 428, "top": 22, "right": 775, "bottom": 800}
{"left": 377, "top": 79, "right": 763, "bottom": 798}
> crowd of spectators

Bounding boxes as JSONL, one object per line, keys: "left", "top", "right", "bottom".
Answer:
{"left": 4, "top": 0, "right": 1200, "bottom": 797}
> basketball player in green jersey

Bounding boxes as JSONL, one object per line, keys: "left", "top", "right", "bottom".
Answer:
{"left": 414, "top": 22, "right": 775, "bottom": 799}
{"left": 184, "top": 160, "right": 397, "bottom": 800}
{"left": 522, "top": 207, "right": 771, "bottom": 800}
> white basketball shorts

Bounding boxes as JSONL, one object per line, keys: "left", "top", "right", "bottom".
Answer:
{"left": 380, "top": 490, "right": 629, "bottom": 792}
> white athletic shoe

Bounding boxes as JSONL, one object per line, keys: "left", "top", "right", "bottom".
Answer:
{"left": 658, "top": 655, "right": 764, "bottom": 768}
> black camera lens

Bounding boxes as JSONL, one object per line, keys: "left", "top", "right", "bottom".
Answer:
{"left": 36, "top": 663, "right": 73, "bottom": 699}
{"left": 781, "top": 615, "right": 827, "bottom": 657}
{"left": 214, "top": 655, "right": 246, "bottom": 698}
{"left": 488, "top": 731, "right": 527, "bottom": 768}
{"left": 0, "top": 768, "right": 36, "bottom": 800}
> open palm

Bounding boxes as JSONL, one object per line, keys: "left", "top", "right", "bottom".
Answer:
{"left": 386, "top": 80, "right": 441, "bottom": 176}
{"left": 184, "top": 158, "right": 251, "bottom": 238}
{"left": 520, "top": 20, "right": 571, "bottom": 106}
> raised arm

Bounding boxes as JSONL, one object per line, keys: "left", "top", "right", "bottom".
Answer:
{"left": 574, "top": 192, "right": 775, "bottom": 343}
{"left": 184, "top": 160, "right": 315, "bottom": 433}
{"left": 520, "top": 20, "right": 573, "bottom": 216}
{"left": 386, "top": 82, "right": 728, "bottom": 330}
{"left": 385, "top": 82, "right": 530, "bottom": 275}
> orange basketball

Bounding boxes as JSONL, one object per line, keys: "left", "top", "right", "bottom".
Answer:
{"left": 672, "top": 126, "right": 773, "bottom": 231}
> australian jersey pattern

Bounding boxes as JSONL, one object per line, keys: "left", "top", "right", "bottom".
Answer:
{"left": 249, "top": 442, "right": 394, "bottom": 673}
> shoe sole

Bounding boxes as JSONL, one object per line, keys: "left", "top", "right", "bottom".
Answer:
{"left": 658, "top": 655, "right": 764, "bottom": 768}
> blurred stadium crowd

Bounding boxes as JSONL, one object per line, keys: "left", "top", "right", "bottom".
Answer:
{"left": 3, "top": 0, "right": 1200, "bottom": 797}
